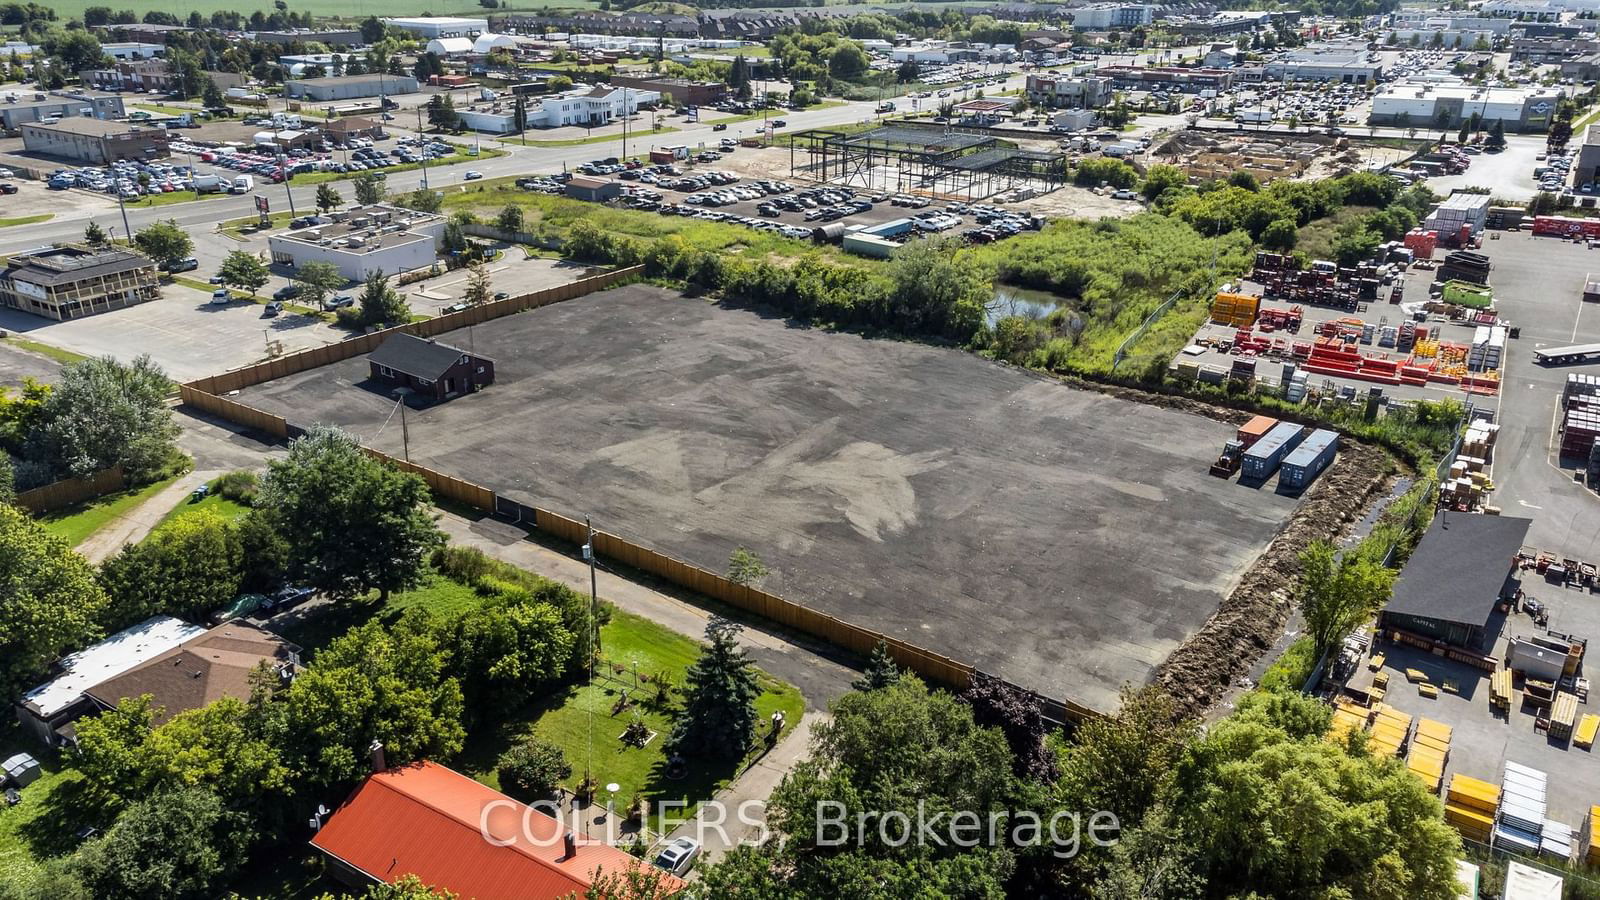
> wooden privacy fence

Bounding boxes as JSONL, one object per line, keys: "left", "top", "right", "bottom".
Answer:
{"left": 185, "top": 266, "right": 644, "bottom": 397}
{"left": 176, "top": 263, "right": 1098, "bottom": 723}
{"left": 15, "top": 466, "right": 124, "bottom": 514}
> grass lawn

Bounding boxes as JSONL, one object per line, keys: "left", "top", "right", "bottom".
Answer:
{"left": 35, "top": 473, "right": 183, "bottom": 547}
{"left": 149, "top": 484, "right": 252, "bottom": 533}
{"left": 504, "top": 127, "right": 680, "bottom": 148}
{"left": 276, "top": 569, "right": 484, "bottom": 655}
{"left": 455, "top": 608, "right": 805, "bottom": 829}
{"left": 127, "top": 189, "right": 226, "bottom": 209}
{"left": 0, "top": 213, "right": 52, "bottom": 228}
{"left": 0, "top": 335, "right": 87, "bottom": 366}
{"left": 131, "top": 103, "right": 195, "bottom": 118}
{"left": 0, "top": 721, "right": 113, "bottom": 892}
{"left": 221, "top": 211, "right": 294, "bottom": 240}
{"left": 169, "top": 276, "right": 325, "bottom": 317}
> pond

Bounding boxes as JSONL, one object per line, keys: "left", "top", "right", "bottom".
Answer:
{"left": 988, "top": 285, "right": 1074, "bottom": 326}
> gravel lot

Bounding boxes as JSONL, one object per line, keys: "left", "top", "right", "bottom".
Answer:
{"left": 236, "top": 284, "right": 1302, "bottom": 710}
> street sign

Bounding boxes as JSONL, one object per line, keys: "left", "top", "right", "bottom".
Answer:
{"left": 256, "top": 194, "right": 270, "bottom": 227}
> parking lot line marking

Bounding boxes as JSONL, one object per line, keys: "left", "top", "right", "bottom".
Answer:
{"left": 1575, "top": 298, "right": 1587, "bottom": 344}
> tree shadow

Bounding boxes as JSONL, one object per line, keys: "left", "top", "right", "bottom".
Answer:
{"left": 15, "top": 772, "right": 120, "bottom": 860}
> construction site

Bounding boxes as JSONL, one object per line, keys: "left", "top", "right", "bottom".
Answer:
{"left": 785, "top": 123, "right": 1068, "bottom": 201}
{"left": 1151, "top": 130, "right": 1415, "bottom": 183}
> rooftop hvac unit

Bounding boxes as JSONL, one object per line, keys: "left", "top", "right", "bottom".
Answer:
{"left": 302, "top": 230, "right": 321, "bottom": 241}
{"left": 347, "top": 237, "right": 364, "bottom": 248}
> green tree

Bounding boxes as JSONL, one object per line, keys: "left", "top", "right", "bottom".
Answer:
{"left": 1487, "top": 118, "right": 1506, "bottom": 150}
{"left": 496, "top": 736, "right": 571, "bottom": 800}
{"left": 494, "top": 203, "right": 524, "bottom": 234}
{"left": 49, "top": 30, "right": 103, "bottom": 72}
{"left": 443, "top": 590, "right": 574, "bottom": 714}
{"left": 668, "top": 617, "right": 761, "bottom": 759}
{"left": 886, "top": 237, "right": 992, "bottom": 340}
{"left": 218, "top": 250, "right": 269, "bottom": 297}
{"left": 463, "top": 261, "right": 492, "bottom": 306}
{"left": 1297, "top": 539, "right": 1395, "bottom": 659}
{"left": 426, "top": 93, "right": 460, "bottom": 131}
{"left": 1140, "top": 163, "right": 1187, "bottom": 202}
{"left": 0, "top": 505, "right": 108, "bottom": 700}
{"left": 70, "top": 787, "right": 250, "bottom": 900}
{"left": 1165, "top": 696, "right": 1460, "bottom": 896}
{"left": 97, "top": 508, "right": 242, "bottom": 627}
{"left": 896, "top": 58, "right": 920, "bottom": 83}
{"left": 357, "top": 271, "right": 409, "bottom": 326}
{"left": 271, "top": 617, "right": 465, "bottom": 791}
{"left": 353, "top": 173, "right": 386, "bottom": 206}
{"left": 401, "top": 188, "right": 443, "bottom": 214}
{"left": 292, "top": 260, "right": 344, "bottom": 310}
{"left": 25, "top": 354, "right": 178, "bottom": 482}
{"left": 850, "top": 639, "right": 900, "bottom": 691}
{"left": 1261, "top": 218, "right": 1298, "bottom": 251}
{"left": 83, "top": 220, "right": 107, "bottom": 246}
{"left": 257, "top": 426, "right": 443, "bottom": 601}
{"left": 0, "top": 453, "right": 13, "bottom": 504}
{"left": 726, "top": 545, "right": 768, "bottom": 586}
{"left": 700, "top": 674, "right": 1018, "bottom": 895}
{"left": 1227, "top": 170, "right": 1259, "bottom": 191}
{"left": 201, "top": 78, "right": 225, "bottom": 109}
{"left": 132, "top": 220, "right": 193, "bottom": 268}
{"left": 315, "top": 183, "right": 343, "bottom": 213}
{"left": 1457, "top": 121, "right": 1470, "bottom": 144}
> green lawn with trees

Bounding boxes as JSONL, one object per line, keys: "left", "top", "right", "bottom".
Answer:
{"left": 33, "top": 474, "right": 185, "bottom": 547}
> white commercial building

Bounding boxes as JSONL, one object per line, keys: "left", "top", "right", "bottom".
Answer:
{"left": 426, "top": 37, "right": 474, "bottom": 56}
{"left": 383, "top": 16, "right": 489, "bottom": 39}
{"left": 1370, "top": 82, "right": 1565, "bottom": 131}
{"left": 519, "top": 84, "right": 661, "bottom": 128}
{"left": 1068, "top": 4, "right": 1156, "bottom": 29}
{"left": 1391, "top": 12, "right": 1514, "bottom": 34}
{"left": 1264, "top": 47, "right": 1384, "bottom": 83}
{"left": 100, "top": 41, "right": 164, "bottom": 60}
{"left": 268, "top": 205, "right": 447, "bottom": 281}
{"left": 283, "top": 73, "right": 420, "bottom": 102}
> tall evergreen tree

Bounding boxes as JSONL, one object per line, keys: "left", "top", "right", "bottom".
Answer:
{"left": 851, "top": 640, "right": 900, "bottom": 691}
{"left": 668, "top": 617, "right": 760, "bottom": 759}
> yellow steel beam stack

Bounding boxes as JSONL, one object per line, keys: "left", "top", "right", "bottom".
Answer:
{"left": 1369, "top": 704, "right": 1411, "bottom": 757}
{"left": 1407, "top": 718, "right": 1451, "bottom": 793}
{"left": 1445, "top": 774, "right": 1500, "bottom": 844}
{"left": 1328, "top": 699, "right": 1370, "bottom": 745}
{"left": 1584, "top": 806, "right": 1600, "bottom": 867}
{"left": 1210, "top": 292, "right": 1260, "bottom": 328}
{"left": 1577, "top": 714, "right": 1600, "bottom": 750}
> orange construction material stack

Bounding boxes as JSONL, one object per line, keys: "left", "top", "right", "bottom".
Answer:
{"left": 1211, "top": 292, "right": 1260, "bottom": 328}
{"left": 1407, "top": 718, "right": 1451, "bottom": 793}
{"left": 1368, "top": 704, "right": 1411, "bottom": 757}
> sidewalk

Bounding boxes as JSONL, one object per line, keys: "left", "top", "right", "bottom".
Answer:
{"left": 75, "top": 469, "right": 218, "bottom": 563}
{"left": 436, "top": 512, "right": 856, "bottom": 710}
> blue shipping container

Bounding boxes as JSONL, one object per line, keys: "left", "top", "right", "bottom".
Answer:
{"left": 1279, "top": 429, "right": 1338, "bottom": 489}
{"left": 1240, "top": 421, "right": 1306, "bottom": 480}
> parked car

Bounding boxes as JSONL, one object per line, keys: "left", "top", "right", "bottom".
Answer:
{"left": 0, "top": 183, "right": 16, "bottom": 195}
{"left": 272, "top": 285, "right": 302, "bottom": 301}
{"left": 261, "top": 584, "right": 314, "bottom": 613}
{"left": 263, "top": 301, "right": 283, "bottom": 317}
{"left": 325, "top": 294, "right": 354, "bottom": 309}
{"left": 162, "top": 256, "right": 199, "bottom": 273}
{"left": 652, "top": 838, "right": 700, "bottom": 877}
{"left": 210, "top": 289, "right": 231, "bottom": 305}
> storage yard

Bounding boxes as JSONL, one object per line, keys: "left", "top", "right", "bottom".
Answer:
{"left": 232, "top": 283, "right": 1310, "bottom": 712}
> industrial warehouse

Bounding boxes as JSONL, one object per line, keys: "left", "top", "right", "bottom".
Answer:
{"left": 787, "top": 124, "right": 1067, "bottom": 200}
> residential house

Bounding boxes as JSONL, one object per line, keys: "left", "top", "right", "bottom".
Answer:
{"left": 368, "top": 333, "right": 496, "bottom": 401}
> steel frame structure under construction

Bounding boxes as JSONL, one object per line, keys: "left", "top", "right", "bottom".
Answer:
{"left": 787, "top": 124, "right": 1066, "bottom": 201}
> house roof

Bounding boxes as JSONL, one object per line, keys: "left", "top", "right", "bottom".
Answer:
{"left": 368, "top": 333, "right": 490, "bottom": 381}
{"left": 321, "top": 116, "right": 378, "bottom": 133}
{"left": 1385, "top": 512, "right": 1531, "bottom": 627}
{"left": 21, "top": 616, "right": 206, "bottom": 718}
{"left": 3, "top": 246, "right": 154, "bottom": 288}
{"left": 82, "top": 621, "right": 297, "bottom": 724}
{"left": 310, "top": 761, "right": 684, "bottom": 899}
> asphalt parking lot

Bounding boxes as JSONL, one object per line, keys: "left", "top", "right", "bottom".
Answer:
{"left": 0, "top": 337, "right": 61, "bottom": 388}
{"left": 0, "top": 281, "right": 345, "bottom": 382}
{"left": 402, "top": 255, "right": 593, "bottom": 315}
{"left": 235, "top": 283, "right": 1303, "bottom": 711}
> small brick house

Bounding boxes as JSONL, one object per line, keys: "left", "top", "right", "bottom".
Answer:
{"left": 367, "top": 333, "right": 494, "bottom": 401}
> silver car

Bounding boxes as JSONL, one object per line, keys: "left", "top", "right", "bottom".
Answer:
{"left": 652, "top": 837, "right": 700, "bottom": 877}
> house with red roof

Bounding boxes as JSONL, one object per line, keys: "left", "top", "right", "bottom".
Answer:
{"left": 309, "top": 760, "right": 683, "bottom": 899}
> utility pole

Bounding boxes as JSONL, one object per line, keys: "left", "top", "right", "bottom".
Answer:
{"left": 584, "top": 516, "right": 600, "bottom": 667}
{"left": 116, "top": 188, "right": 131, "bottom": 244}
{"left": 392, "top": 388, "right": 412, "bottom": 461}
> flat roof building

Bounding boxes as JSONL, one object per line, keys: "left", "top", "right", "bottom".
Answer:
{"left": 21, "top": 117, "right": 169, "bottom": 164}
{"left": 0, "top": 244, "right": 160, "bottom": 321}
{"left": 268, "top": 204, "right": 446, "bottom": 282}
{"left": 14, "top": 616, "right": 204, "bottom": 745}
{"left": 1264, "top": 47, "right": 1384, "bottom": 83}
{"left": 0, "top": 90, "right": 124, "bottom": 134}
{"left": 284, "top": 73, "right": 420, "bottom": 102}
{"left": 1370, "top": 82, "right": 1565, "bottom": 132}
{"left": 382, "top": 16, "right": 489, "bottom": 39}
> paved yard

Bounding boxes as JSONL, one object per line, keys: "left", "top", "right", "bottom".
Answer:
{"left": 0, "top": 282, "right": 346, "bottom": 382}
{"left": 235, "top": 284, "right": 1303, "bottom": 710}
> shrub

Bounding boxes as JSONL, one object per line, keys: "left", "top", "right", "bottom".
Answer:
{"left": 212, "top": 470, "right": 258, "bottom": 506}
{"left": 333, "top": 306, "right": 364, "bottom": 329}
{"left": 496, "top": 736, "right": 572, "bottom": 800}
{"left": 432, "top": 544, "right": 495, "bottom": 584}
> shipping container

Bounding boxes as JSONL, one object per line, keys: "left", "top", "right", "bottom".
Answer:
{"left": 1236, "top": 415, "right": 1277, "bottom": 448}
{"left": 1279, "top": 428, "right": 1338, "bottom": 490}
{"left": 1240, "top": 421, "right": 1306, "bottom": 481}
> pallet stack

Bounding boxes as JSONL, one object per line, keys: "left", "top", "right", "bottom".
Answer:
{"left": 1436, "top": 250, "right": 1491, "bottom": 286}
{"left": 1328, "top": 698, "right": 1369, "bottom": 745}
{"left": 1494, "top": 762, "right": 1549, "bottom": 856}
{"left": 1542, "top": 817, "right": 1575, "bottom": 862}
{"left": 1564, "top": 373, "right": 1600, "bottom": 410}
{"left": 1407, "top": 718, "right": 1451, "bottom": 793}
{"left": 1211, "top": 292, "right": 1260, "bottom": 328}
{"left": 1491, "top": 669, "right": 1513, "bottom": 711}
{"left": 1446, "top": 774, "right": 1500, "bottom": 844}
